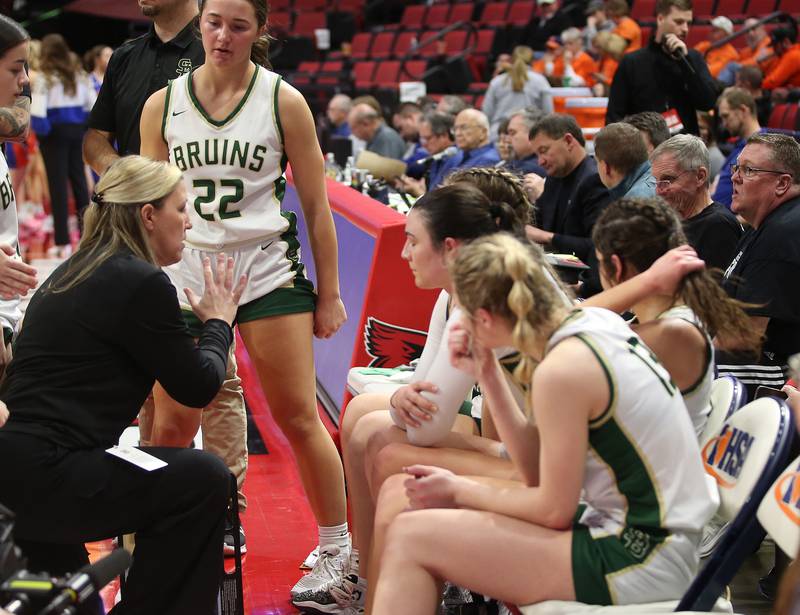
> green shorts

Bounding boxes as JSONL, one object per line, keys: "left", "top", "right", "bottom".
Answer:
{"left": 571, "top": 522, "right": 669, "bottom": 605}
{"left": 183, "top": 274, "right": 316, "bottom": 337}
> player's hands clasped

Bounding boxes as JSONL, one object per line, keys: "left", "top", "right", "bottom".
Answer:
{"left": 185, "top": 253, "right": 247, "bottom": 326}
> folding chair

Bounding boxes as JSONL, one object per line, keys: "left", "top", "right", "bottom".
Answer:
{"left": 699, "top": 375, "right": 747, "bottom": 449}
{"left": 519, "top": 396, "right": 794, "bottom": 614}
{"left": 757, "top": 453, "right": 800, "bottom": 560}
{"left": 219, "top": 472, "right": 245, "bottom": 615}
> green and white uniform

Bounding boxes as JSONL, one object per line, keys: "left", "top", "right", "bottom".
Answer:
{"left": 161, "top": 66, "right": 314, "bottom": 330}
{"left": 657, "top": 305, "right": 714, "bottom": 439}
{"left": 547, "top": 307, "right": 717, "bottom": 605}
{"left": 0, "top": 150, "right": 20, "bottom": 343}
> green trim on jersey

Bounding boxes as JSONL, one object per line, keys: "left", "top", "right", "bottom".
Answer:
{"left": 575, "top": 332, "right": 616, "bottom": 428}
{"left": 273, "top": 75, "right": 284, "bottom": 146}
{"left": 161, "top": 80, "right": 173, "bottom": 144}
{"left": 572, "top": 525, "right": 670, "bottom": 605}
{"left": 280, "top": 210, "right": 305, "bottom": 278}
{"left": 187, "top": 65, "right": 260, "bottom": 128}
{"left": 589, "top": 415, "right": 663, "bottom": 529}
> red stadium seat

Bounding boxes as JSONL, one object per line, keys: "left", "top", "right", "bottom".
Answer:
{"left": 318, "top": 61, "right": 344, "bottom": 85}
{"left": 631, "top": 0, "right": 656, "bottom": 20}
{"left": 746, "top": 0, "right": 777, "bottom": 14}
{"left": 337, "top": 0, "right": 365, "bottom": 9}
{"left": 292, "top": 61, "right": 320, "bottom": 87}
{"left": 693, "top": 0, "right": 714, "bottom": 19}
{"left": 271, "top": 0, "right": 290, "bottom": 10}
{"left": 444, "top": 30, "right": 469, "bottom": 53}
{"left": 350, "top": 32, "right": 373, "bottom": 60}
{"left": 713, "top": 0, "right": 746, "bottom": 21}
{"left": 475, "top": 29, "right": 496, "bottom": 54}
{"left": 399, "top": 5, "right": 427, "bottom": 29}
{"left": 269, "top": 11, "right": 291, "bottom": 31}
{"left": 507, "top": 1, "right": 536, "bottom": 26}
{"left": 418, "top": 31, "right": 441, "bottom": 58}
{"left": 371, "top": 32, "right": 396, "bottom": 59}
{"left": 373, "top": 61, "right": 402, "bottom": 89}
{"left": 353, "top": 61, "right": 377, "bottom": 90}
{"left": 393, "top": 31, "right": 420, "bottom": 58}
{"left": 449, "top": 3, "right": 475, "bottom": 24}
{"left": 688, "top": 24, "right": 712, "bottom": 48}
{"left": 641, "top": 26, "right": 653, "bottom": 44}
{"left": 479, "top": 2, "right": 510, "bottom": 27}
{"left": 294, "top": 12, "right": 326, "bottom": 37}
{"left": 427, "top": 4, "right": 451, "bottom": 28}
{"left": 401, "top": 60, "right": 429, "bottom": 81}
{"left": 768, "top": 103, "right": 800, "bottom": 130}
{"left": 295, "top": 0, "right": 326, "bottom": 10}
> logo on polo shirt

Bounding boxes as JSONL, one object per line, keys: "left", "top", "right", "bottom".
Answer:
{"left": 702, "top": 424, "right": 755, "bottom": 488}
{"left": 176, "top": 59, "right": 193, "bottom": 75}
{"left": 774, "top": 461, "right": 800, "bottom": 525}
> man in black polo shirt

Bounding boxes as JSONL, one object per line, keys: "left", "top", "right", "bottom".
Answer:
{"left": 83, "top": 0, "right": 249, "bottom": 555}
{"left": 526, "top": 113, "right": 611, "bottom": 295}
{"left": 83, "top": 0, "right": 204, "bottom": 172}
{"left": 717, "top": 133, "right": 800, "bottom": 398}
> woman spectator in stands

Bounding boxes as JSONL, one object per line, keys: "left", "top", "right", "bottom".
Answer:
{"left": 369, "top": 232, "right": 717, "bottom": 613}
{"left": 83, "top": 44, "right": 112, "bottom": 95}
{"left": 482, "top": 46, "right": 551, "bottom": 140}
{"left": 0, "top": 155, "right": 246, "bottom": 614}
{"left": 328, "top": 170, "right": 542, "bottom": 615}
{"left": 31, "top": 33, "right": 94, "bottom": 258}
{"left": 590, "top": 31, "right": 626, "bottom": 96}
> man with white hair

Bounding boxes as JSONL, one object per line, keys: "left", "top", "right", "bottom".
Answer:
{"left": 650, "top": 134, "right": 741, "bottom": 270}
{"left": 435, "top": 108, "right": 499, "bottom": 188}
{"left": 326, "top": 94, "right": 352, "bottom": 138}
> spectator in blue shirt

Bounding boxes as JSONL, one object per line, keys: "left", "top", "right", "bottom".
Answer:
{"left": 326, "top": 94, "right": 351, "bottom": 138}
{"left": 713, "top": 87, "right": 763, "bottom": 209}
{"left": 594, "top": 122, "right": 656, "bottom": 199}
{"left": 435, "top": 109, "right": 499, "bottom": 189}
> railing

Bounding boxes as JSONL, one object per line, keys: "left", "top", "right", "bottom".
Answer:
{"left": 397, "top": 20, "right": 478, "bottom": 83}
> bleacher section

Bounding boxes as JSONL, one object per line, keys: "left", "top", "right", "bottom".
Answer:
{"left": 273, "top": 0, "right": 800, "bottom": 132}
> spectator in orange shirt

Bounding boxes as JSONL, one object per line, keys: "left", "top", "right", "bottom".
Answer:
{"left": 694, "top": 16, "right": 739, "bottom": 79}
{"left": 533, "top": 29, "right": 599, "bottom": 87}
{"left": 606, "top": 0, "right": 642, "bottom": 53}
{"left": 591, "top": 31, "right": 626, "bottom": 95}
{"left": 762, "top": 27, "right": 800, "bottom": 91}
{"left": 717, "top": 18, "right": 776, "bottom": 86}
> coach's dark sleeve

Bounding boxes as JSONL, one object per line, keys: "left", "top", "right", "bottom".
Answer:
{"left": 88, "top": 49, "right": 119, "bottom": 133}
{"left": 684, "top": 50, "right": 720, "bottom": 113}
{"left": 605, "top": 56, "right": 631, "bottom": 124}
{"left": 118, "top": 270, "right": 232, "bottom": 408}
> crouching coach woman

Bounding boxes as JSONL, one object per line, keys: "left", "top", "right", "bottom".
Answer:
{"left": 0, "top": 155, "right": 246, "bottom": 615}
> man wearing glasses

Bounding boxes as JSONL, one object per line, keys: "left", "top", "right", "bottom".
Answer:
{"left": 718, "top": 132, "right": 800, "bottom": 401}
{"left": 650, "top": 134, "right": 742, "bottom": 270}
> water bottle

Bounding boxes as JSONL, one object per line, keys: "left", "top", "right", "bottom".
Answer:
{"left": 342, "top": 156, "right": 354, "bottom": 186}
{"left": 324, "top": 152, "right": 342, "bottom": 181}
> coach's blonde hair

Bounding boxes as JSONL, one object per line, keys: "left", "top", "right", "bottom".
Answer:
{"left": 451, "top": 234, "right": 568, "bottom": 389}
{"left": 48, "top": 156, "right": 183, "bottom": 292}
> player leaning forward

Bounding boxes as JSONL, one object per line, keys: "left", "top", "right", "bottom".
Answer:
{"left": 139, "top": 0, "right": 351, "bottom": 591}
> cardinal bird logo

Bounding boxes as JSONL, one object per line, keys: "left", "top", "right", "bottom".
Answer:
{"left": 363, "top": 317, "right": 427, "bottom": 367}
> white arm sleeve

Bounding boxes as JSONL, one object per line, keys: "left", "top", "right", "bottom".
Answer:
{"left": 410, "top": 290, "right": 449, "bottom": 383}
{"left": 405, "top": 307, "right": 476, "bottom": 446}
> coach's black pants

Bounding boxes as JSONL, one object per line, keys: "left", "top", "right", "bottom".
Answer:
{"left": 38, "top": 123, "right": 90, "bottom": 246}
{"left": 0, "top": 433, "right": 228, "bottom": 615}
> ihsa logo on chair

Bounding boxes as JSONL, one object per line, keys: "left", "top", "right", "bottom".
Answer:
{"left": 702, "top": 424, "right": 756, "bottom": 488}
{"left": 774, "top": 460, "right": 800, "bottom": 525}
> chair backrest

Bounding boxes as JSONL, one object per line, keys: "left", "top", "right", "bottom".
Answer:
{"left": 757, "top": 454, "right": 800, "bottom": 559}
{"left": 371, "top": 32, "right": 396, "bottom": 59}
{"left": 699, "top": 375, "right": 747, "bottom": 449}
{"left": 679, "top": 397, "right": 793, "bottom": 611}
{"left": 427, "top": 4, "right": 451, "bottom": 28}
{"left": 400, "top": 4, "right": 427, "bottom": 28}
{"left": 449, "top": 3, "right": 475, "bottom": 24}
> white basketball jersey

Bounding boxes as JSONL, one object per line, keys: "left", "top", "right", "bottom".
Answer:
{"left": 547, "top": 308, "right": 717, "bottom": 536}
{"left": 658, "top": 305, "right": 714, "bottom": 440}
{"left": 162, "top": 66, "right": 287, "bottom": 250}
{"left": 0, "top": 150, "right": 20, "bottom": 332}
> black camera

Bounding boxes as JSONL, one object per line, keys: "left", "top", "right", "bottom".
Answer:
{"left": 0, "top": 503, "right": 130, "bottom": 615}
